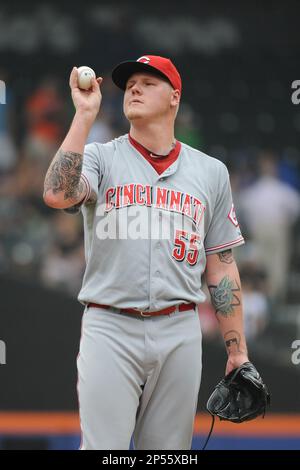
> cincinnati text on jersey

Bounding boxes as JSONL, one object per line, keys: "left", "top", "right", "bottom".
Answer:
{"left": 104, "top": 183, "right": 206, "bottom": 228}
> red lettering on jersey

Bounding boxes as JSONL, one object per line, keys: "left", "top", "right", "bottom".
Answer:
{"left": 115, "top": 185, "right": 122, "bottom": 208}
{"left": 169, "top": 190, "right": 182, "bottom": 212}
{"left": 156, "top": 187, "right": 168, "bottom": 209}
{"left": 105, "top": 185, "right": 206, "bottom": 231}
{"left": 186, "top": 232, "right": 201, "bottom": 266}
{"left": 136, "top": 184, "right": 145, "bottom": 205}
{"left": 105, "top": 187, "right": 115, "bottom": 212}
{"left": 181, "top": 194, "right": 192, "bottom": 217}
{"left": 172, "top": 229, "right": 188, "bottom": 262}
{"left": 145, "top": 185, "right": 152, "bottom": 206}
{"left": 193, "top": 197, "right": 205, "bottom": 227}
{"left": 122, "top": 184, "right": 135, "bottom": 206}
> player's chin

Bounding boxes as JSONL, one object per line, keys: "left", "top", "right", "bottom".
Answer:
{"left": 125, "top": 109, "right": 146, "bottom": 121}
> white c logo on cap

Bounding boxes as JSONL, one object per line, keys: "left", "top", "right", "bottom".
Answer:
{"left": 137, "top": 56, "right": 150, "bottom": 64}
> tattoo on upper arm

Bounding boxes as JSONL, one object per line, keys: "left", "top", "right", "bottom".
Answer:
{"left": 208, "top": 275, "right": 241, "bottom": 317}
{"left": 44, "top": 150, "right": 85, "bottom": 202}
{"left": 224, "top": 330, "right": 241, "bottom": 353}
{"left": 218, "top": 249, "right": 234, "bottom": 264}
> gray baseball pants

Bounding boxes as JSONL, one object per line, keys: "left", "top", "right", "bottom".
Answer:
{"left": 77, "top": 305, "right": 202, "bottom": 450}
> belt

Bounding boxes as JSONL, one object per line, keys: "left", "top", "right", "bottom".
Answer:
{"left": 87, "top": 302, "right": 196, "bottom": 317}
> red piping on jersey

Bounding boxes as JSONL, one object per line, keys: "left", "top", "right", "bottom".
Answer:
{"left": 205, "top": 236, "right": 245, "bottom": 253}
{"left": 129, "top": 134, "right": 181, "bottom": 175}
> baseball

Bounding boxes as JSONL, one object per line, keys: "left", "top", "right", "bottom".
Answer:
{"left": 77, "top": 66, "right": 96, "bottom": 90}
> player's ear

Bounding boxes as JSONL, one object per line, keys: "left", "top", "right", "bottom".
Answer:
{"left": 171, "top": 89, "right": 180, "bottom": 107}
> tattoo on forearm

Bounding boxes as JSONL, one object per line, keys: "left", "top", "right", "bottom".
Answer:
{"left": 208, "top": 275, "right": 241, "bottom": 316}
{"left": 224, "top": 330, "right": 241, "bottom": 353}
{"left": 44, "top": 150, "right": 85, "bottom": 202}
{"left": 218, "top": 249, "right": 234, "bottom": 264}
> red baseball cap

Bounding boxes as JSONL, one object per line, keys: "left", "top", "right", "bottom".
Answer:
{"left": 112, "top": 55, "right": 182, "bottom": 94}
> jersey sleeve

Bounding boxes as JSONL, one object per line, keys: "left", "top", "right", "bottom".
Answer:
{"left": 204, "top": 163, "right": 245, "bottom": 254}
{"left": 81, "top": 142, "right": 103, "bottom": 201}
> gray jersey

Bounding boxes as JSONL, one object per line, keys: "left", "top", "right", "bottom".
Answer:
{"left": 77, "top": 134, "right": 244, "bottom": 311}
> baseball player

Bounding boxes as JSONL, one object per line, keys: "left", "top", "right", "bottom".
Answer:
{"left": 43, "top": 55, "right": 249, "bottom": 450}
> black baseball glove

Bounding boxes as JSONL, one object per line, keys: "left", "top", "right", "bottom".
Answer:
{"left": 206, "top": 361, "right": 270, "bottom": 423}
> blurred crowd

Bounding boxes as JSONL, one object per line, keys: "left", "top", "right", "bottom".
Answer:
{"left": 0, "top": 75, "right": 299, "bottom": 342}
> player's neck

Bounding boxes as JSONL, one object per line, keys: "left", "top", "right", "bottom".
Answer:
{"left": 130, "top": 123, "right": 175, "bottom": 157}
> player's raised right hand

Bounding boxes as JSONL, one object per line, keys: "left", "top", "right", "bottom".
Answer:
{"left": 69, "top": 67, "right": 103, "bottom": 122}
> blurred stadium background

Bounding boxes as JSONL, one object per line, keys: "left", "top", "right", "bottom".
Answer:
{"left": 0, "top": 0, "right": 300, "bottom": 450}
